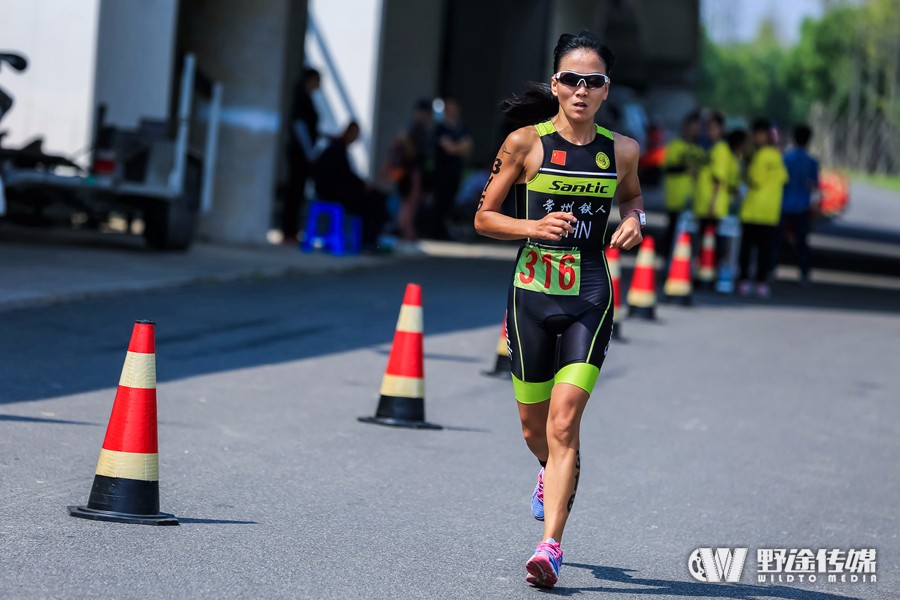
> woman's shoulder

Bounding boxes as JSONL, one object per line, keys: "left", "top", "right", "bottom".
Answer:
{"left": 504, "top": 125, "right": 541, "bottom": 152}
{"left": 612, "top": 131, "right": 640, "bottom": 161}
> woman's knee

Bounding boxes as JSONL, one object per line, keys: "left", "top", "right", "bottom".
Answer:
{"left": 521, "top": 419, "right": 547, "bottom": 445}
{"left": 546, "top": 412, "right": 579, "bottom": 447}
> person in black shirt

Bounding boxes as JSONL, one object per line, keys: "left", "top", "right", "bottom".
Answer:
{"left": 313, "top": 122, "right": 386, "bottom": 250}
{"left": 430, "top": 98, "right": 473, "bottom": 239}
{"left": 282, "top": 68, "right": 321, "bottom": 243}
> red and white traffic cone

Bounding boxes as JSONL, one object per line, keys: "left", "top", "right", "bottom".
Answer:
{"left": 606, "top": 246, "right": 624, "bottom": 339}
{"left": 359, "top": 283, "right": 441, "bottom": 429}
{"left": 68, "top": 320, "right": 178, "bottom": 525}
{"left": 627, "top": 236, "right": 658, "bottom": 320}
{"left": 697, "top": 224, "right": 716, "bottom": 289}
{"left": 482, "top": 313, "right": 511, "bottom": 377}
{"left": 664, "top": 231, "right": 693, "bottom": 305}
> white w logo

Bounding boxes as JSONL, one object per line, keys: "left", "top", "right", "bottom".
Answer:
{"left": 688, "top": 548, "right": 748, "bottom": 583}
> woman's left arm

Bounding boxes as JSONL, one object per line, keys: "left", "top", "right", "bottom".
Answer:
{"left": 609, "top": 134, "right": 644, "bottom": 250}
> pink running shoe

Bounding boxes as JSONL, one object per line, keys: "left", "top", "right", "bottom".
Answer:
{"left": 525, "top": 538, "right": 563, "bottom": 588}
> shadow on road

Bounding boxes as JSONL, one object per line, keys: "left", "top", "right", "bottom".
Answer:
{"left": 554, "top": 563, "right": 865, "bottom": 599}
{"left": 0, "top": 257, "right": 513, "bottom": 406}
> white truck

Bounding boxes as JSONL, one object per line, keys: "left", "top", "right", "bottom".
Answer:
{"left": 0, "top": 52, "right": 222, "bottom": 250}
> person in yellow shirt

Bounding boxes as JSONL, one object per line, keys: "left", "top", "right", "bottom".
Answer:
{"left": 693, "top": 111, "right": 736, "bottom": 265}
{"left": 662, "top": 111, "right": 703, "bottom": 257}
{"left": 738, "top": 118, "right": 788, "bottom": 298}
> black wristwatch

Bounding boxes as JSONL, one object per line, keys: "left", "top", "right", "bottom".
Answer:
{"left": 626, "top": 209, "right": 646, "bottom": 229}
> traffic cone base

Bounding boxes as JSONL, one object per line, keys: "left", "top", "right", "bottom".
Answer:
{"left": 483, "top": 317, "right": 511, "bottom": 377}
{"left": 69, "top": 320, "right": 178, "bottom": 526}
{"left": 628, "top": 302, "right": 656, "bottom": 320}
{"left": 358, "top": 395, "right": 442, "bottom": 430}
{"left": 360, "top": 283, "right": 441, "bottom": 430}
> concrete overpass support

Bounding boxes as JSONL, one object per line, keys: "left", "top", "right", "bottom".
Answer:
{"left": 371, "top": 0, "right": 445, "bottom": 181}
{"left": 178, "top": 0, "right": 307, "bottom": 244}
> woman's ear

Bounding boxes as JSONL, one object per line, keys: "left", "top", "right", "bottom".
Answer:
{"left": 550, "top": 76, "right": 559, "bottom": 98}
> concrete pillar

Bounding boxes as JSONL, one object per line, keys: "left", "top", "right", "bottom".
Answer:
{"left": 371, "top": 0, "right": 445, "bottom": 184}
{"left": 440, "top": 0, "right": 552, "bottom": 161}
{"left": 179, "top": 0, "right": 307, "bottom": 244}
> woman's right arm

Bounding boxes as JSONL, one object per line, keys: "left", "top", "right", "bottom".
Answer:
{"left": 474, "top": 128, "right": 576, "bottom": 241}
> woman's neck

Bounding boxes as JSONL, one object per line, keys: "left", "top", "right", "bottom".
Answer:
{"left": 551, "top": 112, "right": 596, "bottom": 146}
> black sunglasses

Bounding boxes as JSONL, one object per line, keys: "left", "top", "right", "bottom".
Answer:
{"left": 554, "top": 71, "right": 610, "bottom": 89}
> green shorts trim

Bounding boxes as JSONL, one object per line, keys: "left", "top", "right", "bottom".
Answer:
{"left": 554, "top": 362, "right": 600, "bottom": 395}
{"left": 513, "top": 362, "right": 600, "bottom": 403}
{"left": 512, "top": 374, "right": 554, "bottom": 404}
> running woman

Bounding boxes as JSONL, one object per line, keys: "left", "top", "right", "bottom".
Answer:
{"left": 474, "top": 31, "right": 644, "bottom": 589}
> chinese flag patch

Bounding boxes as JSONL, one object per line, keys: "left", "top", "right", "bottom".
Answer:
{"left": 551, "top": 150, "right": 567, "bottom": 166}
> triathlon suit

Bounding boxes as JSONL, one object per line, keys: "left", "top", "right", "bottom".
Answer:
{"left": 507, "top": 120, "right": 617, "bottom": 403}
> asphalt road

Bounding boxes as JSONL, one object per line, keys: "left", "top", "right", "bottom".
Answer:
{"left": 0, "top": 251, "right": 897, "bottom": 600}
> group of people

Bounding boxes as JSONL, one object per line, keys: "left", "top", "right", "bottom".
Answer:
{"left": 280, "top": 68, "right": 474, "bottom": 251}
{"left": 384, "top": 97, "right": 474, "bottom": 244}
{"left": 663, "top": 109, "right": 821, "bottom": 297}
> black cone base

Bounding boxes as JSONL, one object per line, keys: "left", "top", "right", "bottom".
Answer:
{"left": 68, "top": 474, "right": 178, "bottom": 525}
{"left": 665, "top": 294, "right": 693, "bottom": 306}
{"left": 358, "top": 415, "right": 442, "bottom": 429}
{"left": 611, "top": 322, "right": 623, "bottom": 340}
{"left": 628, "top": 304, "right": 656, "bottom": 320}
{"left": 359, "top": 394, "right": 442, "bottom": 430}
{"left": 482, "top": 354, "right": 511, "bottom": 377}
{"left": 68, "top": 505, "right": 179, "bottom": 525}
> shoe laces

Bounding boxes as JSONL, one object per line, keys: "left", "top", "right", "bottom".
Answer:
{"left": 535, "top": 468, "right": 544, "bottom": 503}
{"left": 536, "top": 538, "right": 562, "bottom": 561}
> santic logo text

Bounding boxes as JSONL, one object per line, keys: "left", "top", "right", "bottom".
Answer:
{"left": 688, "top": 548, "right": 748, "bottom": 583}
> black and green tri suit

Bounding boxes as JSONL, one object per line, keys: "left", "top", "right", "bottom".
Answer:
{"left": 507, "top": 120, "right": 618, "bottom": 403}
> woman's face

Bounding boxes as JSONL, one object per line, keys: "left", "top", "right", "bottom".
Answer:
{"left": 551, "top": 48, "right": 609, "bottom": 124}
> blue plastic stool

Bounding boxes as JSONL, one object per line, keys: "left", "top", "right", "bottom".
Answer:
{"left": 300, "top": 200, "right": 362, "bottom": 255}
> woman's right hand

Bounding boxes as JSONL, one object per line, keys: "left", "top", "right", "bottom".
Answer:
{"left": 530, "top": 211, "right": 578, "bottom": 241}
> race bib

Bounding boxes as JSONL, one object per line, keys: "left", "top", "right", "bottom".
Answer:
{"left": 513, "top": 244, "right": 580, "bottom": 295}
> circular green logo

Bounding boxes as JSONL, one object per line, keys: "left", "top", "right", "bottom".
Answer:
{"left": 595, "top": 152, "right": 610, "bottom": 169}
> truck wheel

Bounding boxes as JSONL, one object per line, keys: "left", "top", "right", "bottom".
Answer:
{"left": 143, "top": 160, "right": 201, "bottom": 250}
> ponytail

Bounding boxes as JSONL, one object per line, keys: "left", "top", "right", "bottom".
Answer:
{"left": 500, "top": 82, "right": 558, "bottom": 127}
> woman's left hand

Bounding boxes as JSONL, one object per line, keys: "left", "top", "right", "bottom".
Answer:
{"left": 609, "top": 216, "right": 643, "bottom": 250}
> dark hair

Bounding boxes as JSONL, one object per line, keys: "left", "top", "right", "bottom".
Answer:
{"left": 501, "top": 31, "right": 615, "bottom": 126}
{"left": 303, "top": 68, "right": 321, "bottom": 83}
{"left": 683, "top": 109, "right": 701, "bottom": 126}
{"left": 726, "top": 129, "right": 747, "bottom": 151}
{"left": 751, "top": 117, "right": 771, "bottom": 133}
{"left": 793, "top": 124, "right": 812, "bottom": 147}
{"left": 707, "top": 110, "right": 726, "bottom": 128}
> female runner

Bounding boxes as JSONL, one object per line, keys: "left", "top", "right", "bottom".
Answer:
{"left": 474, "top": 30, "right": 644, "bottom": 588}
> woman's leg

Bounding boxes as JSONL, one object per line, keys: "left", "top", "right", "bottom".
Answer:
{"left": 518, "top": 400, "right": 550, "bottom": 463}
{"left": 542, "top": 382, "right": 590, "bottom": 542}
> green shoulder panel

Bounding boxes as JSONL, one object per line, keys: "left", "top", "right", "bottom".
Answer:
{"left": 534, "top": 121, "right": 556, "bottom": 136}
{"left": 595, "top": 124, "right": 614, "bottom": 140}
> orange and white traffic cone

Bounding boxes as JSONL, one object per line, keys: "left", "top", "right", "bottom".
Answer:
{"left": 697, "top": 224, "right": 716, "bottom": 288}
{"left": 664, "top": 231, "right": 693, "bottom": 305}
{"left": 606, "top": 246, "right": 624, "bottom": 339}
{"left": 627, "top": 236, "right": 658, "bottom": 320}
{"left": 359, "top": 283, "right": 441, "bottom": 429}
{"left": 68, "top": 320, "right": 178, "bottom": 525}
{"left": 482, "top": 313, "right": 510, "bottom": 377}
